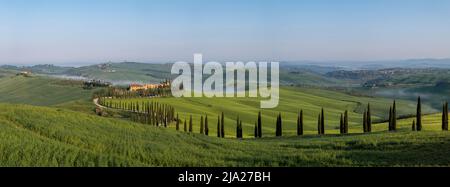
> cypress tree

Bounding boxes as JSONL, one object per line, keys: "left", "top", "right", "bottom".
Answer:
{"left": 279, "top": 113, "right": 282, "bottom": 136}
{"left": 276, "top": 113, "right": 282, "bottom": 137}
{"left": 363, "top": 110, "right": 367, "bottom": 132}
{"left": 239, "top": 120, "right": 243, "bottom": 139}
{"left": 189, "top": 115, "right": 193, "bottom": 133}
{"left": 317, "top": 113, "right": 321, "bottom": 135}
{"left": 221, "top": 112, "right": 225, "bottom": 138}
{"left": 344, "top": 110, "right": 348, "bottom": 134}
{"left": 200, "top": 116, "right": 204, "bottom": 134}
{"left": 205, "top": 115, "right": 209, "bottom": 135}
{"left": 257, "top": 111, "right": 262, "bottom": 138}
{"left": 254, "top": 122, "right": 258, "bottom": 138}
{"left": 388, "top": 106, "right": 393, "bottom": 131}
{"left": 367, "top": 103, "right": 372, "bottom": 132}
{"left": 416, "top": 97, "right": 422, "bottom": 131}
{"left": 412, "top": 120, "right": 416, "bottom": 131}
{"left": 340, "top": 113, "right": 344, "bottom": 134}
{"left": 297, "top": 110, "right": 303, "bottom": 136}
{"left": 217, "top": 115, "right": 221, "bottom": 138}
{"left": 320, "top": 108, "right": 325, "bottom": 135}
{"left": 442, "top": 102, "right": 448, "bottom": 131}
{"left": 392, "top": 100, "right": 397, "bottom": 131}
{"left": 176, "top": 113, "right": 179, "bottom": 131}
{"left": 445, "top": 102, "right": 449, "bottom": 131}
{"left": 236, "top": 116, "right": 240, "bottom": 138}
{"left": 184, "top": 118, "right": 187, "bottom": 132}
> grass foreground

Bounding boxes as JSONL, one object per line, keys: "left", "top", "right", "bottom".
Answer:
{"left": 0, "top": 103, "right": 448, "bottom": 167}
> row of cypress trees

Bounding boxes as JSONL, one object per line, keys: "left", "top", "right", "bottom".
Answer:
{"left": 99, "top": 98, "right": 175, "bottom": 127}
{"left": 104, "top": 96, "right": 449, "bottom": 139}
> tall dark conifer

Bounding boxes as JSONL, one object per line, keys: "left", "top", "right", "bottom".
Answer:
{"left": 442, "top": 102, "right": 448, "bottom": 131}
{"left": 416, "top": 97, "right": 422, "bottom": 131}
{"left": 236, "top": 116, "right": 240, "bottom": 138}
{"left": 344, "top": 110, "right": 348, "bottom": 134}
{"left": 392, "top": 100, "right": 397, "bottom": 131}
{"left": 221, "top": 112, "right": 225, "bottom": 138}
{"left": 254, "top": 122, "right": 258, "bottom": 138}
{"left": 200, "top": 116, "right": 204, "bottom": 134}
{"left": 340, "top": 113, "right": 344, "bottom": 134}
{"left": 217, "top": 115, "right": 221, "bottom": 137}
{"left": 205, "top": 115, "right": 209, "bottom": 135}
{"left": 320, "top": 108, "right": 325, "bottom": 134}
{"left": 184, "top": 118, "right": 187, "bottom": 132}
{"left": 297, "top": 110, "right": 303, "bottom": 136}
{"left": 367, "top": 103, "right": 372, "bottom": 132}
{"left": 276, "top": 113, "right": 282, "bottom": 137}
{"left": 317, "top": 113, "right": 321, "bottom": 135}
{"left": 176, "top": 113, "right": 179, "bottom": 131}
{"left": 189, "top": 115, "right": 193, "bottom": 133}
{"left": 257, "top": 111, "right": 262, "bottom": 138}
{"left": 412, "top": 120, "right": 416, "bottom": 131}
{"left": 388, "top": 107, "right": 393, "bottom": 131}
{"left": 363, "top": 110, "right": 367, "bottom": 132}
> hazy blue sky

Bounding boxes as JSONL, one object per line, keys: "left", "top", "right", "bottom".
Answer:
{"left": 1, "top": 0, "right": 450, "bottom": 64}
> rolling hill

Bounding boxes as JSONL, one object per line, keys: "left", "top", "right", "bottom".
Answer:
{"left": 0, "top": 103, "right": 448, "bottom": 167}
{"left": 104, "top": 86, "right": 437, "bottom": 137}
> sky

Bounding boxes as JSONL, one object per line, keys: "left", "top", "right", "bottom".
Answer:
{"left": 1, "top": 0, "right": 450, "bottom": 65}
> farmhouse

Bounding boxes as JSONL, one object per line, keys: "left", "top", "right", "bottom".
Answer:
{"left": 129, "top": 81, "right": 170, "bottom": 91}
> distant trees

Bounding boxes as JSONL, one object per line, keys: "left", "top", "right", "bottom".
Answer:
{"left": 416, "top": 97, "right": 422, "bottom": 131}
{"left": 297, "top": 110, "right": 303, "bottom": 136}
{"left": 442, "top": 101, "right": 448, "bottom": 131}
{"left": 275, "top": 113, "right": 282, "bottom": 137}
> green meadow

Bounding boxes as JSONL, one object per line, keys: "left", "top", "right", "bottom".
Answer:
{"left": 0, "top": 103, "right": 448, "bottom": 166}
{"left": 0, "top": 75, "right": 448, "bottom": 166}
{"left": 104, "top": 86, "right": 437, "bottom": 137}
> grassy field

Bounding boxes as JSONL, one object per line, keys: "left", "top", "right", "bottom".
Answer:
{"left": 0, "top": 103, "right": 448, "bottom": 167}
{"left": 0, "top": 75, "right": 96, "bottom": 106}
{"left": 104, "top": 87, "right": 437, "bottom": 137}
{"left": 0, "top": 73, "right": 447, "bottom": 166}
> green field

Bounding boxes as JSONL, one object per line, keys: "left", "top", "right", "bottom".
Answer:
{"left": 0, "top": 73, "right": 448, "bottom": 166}
{"left": 0, "top": 103, "right": 448, "bottom": 166}
{"left": 0, "top": 76, "right": 95, "bottom": 106}
{"left": 104, "top": 87, "right": 436, "bottom": 137}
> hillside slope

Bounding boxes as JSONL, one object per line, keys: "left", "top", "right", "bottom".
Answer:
{"left": 0, "top": 103, "right": 448, "bottom": 166}
{"left": 105, "top": 87, "right": 436, "bottom": 137}
{"left": 0, "top": 76, "right": 94, "bottom": 106}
